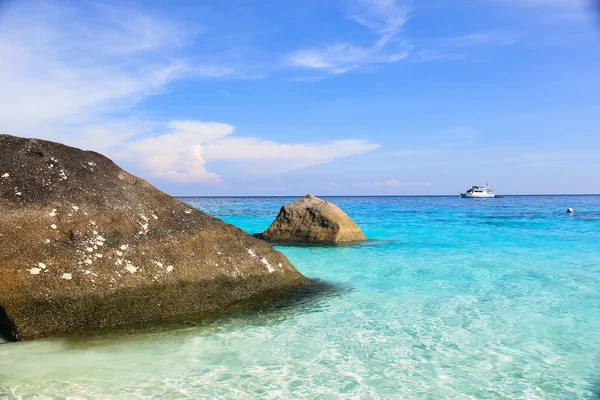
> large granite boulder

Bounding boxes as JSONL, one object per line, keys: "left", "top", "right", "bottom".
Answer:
{"left": 260, "top": 194, "right": 367, "bottom": 244}
{"left": 0, "top": 134, "right": 308, "bottom": 341}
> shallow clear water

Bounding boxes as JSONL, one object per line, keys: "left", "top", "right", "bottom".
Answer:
{"left": 2, "top": 196, "right": 600, "bottom": 399}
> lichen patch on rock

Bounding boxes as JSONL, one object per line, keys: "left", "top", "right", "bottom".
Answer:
{"left": 125, "top": 264, "right": 137, "bottom": 274}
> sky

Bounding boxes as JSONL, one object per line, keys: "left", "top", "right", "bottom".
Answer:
{"left": 0, "top": 0, "right": 599, "bottom": 196}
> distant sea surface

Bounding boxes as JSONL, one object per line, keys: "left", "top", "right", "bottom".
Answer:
{"left": 2, "top": 196, "right": 600, "bottom": 399}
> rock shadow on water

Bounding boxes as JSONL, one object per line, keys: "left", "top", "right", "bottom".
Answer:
{"left": 252, "top": 233, "right": 390, "bottom": 248}
{"left": 0, "top": 305, "right": 17, "bottom": 343}
{"left": 25, "top": 279, "right": 352, "bottom": 349}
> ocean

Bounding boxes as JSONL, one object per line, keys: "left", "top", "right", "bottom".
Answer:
{"left": 1, "top": 195, "right": 599, "bottom": 399}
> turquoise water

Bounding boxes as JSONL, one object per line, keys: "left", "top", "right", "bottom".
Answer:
{"left": 1, "top": 196, "right": 600, "bottom": 399}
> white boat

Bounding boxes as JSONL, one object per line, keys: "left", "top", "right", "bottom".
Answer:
{"left": 460, "top": 184, "right": 498, "bottom": 198}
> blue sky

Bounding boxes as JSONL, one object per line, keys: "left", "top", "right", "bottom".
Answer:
{"left": 0, "top": 0, "right": 599, "bottom": 195}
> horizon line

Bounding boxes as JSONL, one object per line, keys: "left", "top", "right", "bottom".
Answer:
{"left": 174, "top": 193, "right": 600, "bottom": 198}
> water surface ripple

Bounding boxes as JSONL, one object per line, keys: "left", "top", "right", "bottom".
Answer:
{"left": 1, "top": 196, "right": 600, "bottom": 399}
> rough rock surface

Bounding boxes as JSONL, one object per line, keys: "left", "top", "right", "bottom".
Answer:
{"left": 260, "top": 194, "right": 367, "bottom": 244}
{"left": 0, "top": 134, "right": 308, "bottom": 341}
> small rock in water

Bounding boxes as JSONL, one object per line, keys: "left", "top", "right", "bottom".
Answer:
{"left": 260, "top": 194, "right": 366, "bottom": 244}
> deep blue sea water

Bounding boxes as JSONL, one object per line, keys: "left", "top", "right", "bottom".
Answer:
{"left": 1, "top": 196, "right": 600, "bottom": 399}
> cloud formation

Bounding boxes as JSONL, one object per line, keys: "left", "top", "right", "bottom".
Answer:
{"left": 286, "top": 0, "right": 412, "bottom": 74}
{"left": 0, "top": 0, "right": 242, "bottom": 151}
{"left": 437, "top": 32, "right": 517, "bottom": 47}
{"left": 347, "top": 0, "right": 410, "bottom": 40}
{"left": 0, "top": 2, "right": 191, "bottom": 132}
{"left": 127, "top": 121, "right": 234, "bottom": 183}
{"left": 353, "top": 179, "right": 431, "bottom": 188}
{"left": 495, "top": 0, "right": 595, "bottom": 22}
{"left": 128, "top": 121, "right": 379, "bottom": 182}
{"left": 0, "top": 1, "right": 380, "bottom": 185}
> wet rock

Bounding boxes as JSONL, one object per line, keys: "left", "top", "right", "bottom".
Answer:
{"left": 0, "top": 134, "right": 308, "bottom": 341}
{"left": 260, "top": 194, "right": 367, "bottom": 244}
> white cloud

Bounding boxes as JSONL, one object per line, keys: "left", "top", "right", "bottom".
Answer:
{"left": 205, "top": 138, "right": 379, "bottom": 168}
{"left": 286, "top": 42, "right": 411, "bottom": 75}
{"left": 499, "top": 0, "right": 587, "bottom": 6}
{"left": 127, "top": 121, "right": 233, "bottom": 183}
{"left": 347, "top": 0, "right": 411, "bottom": 39}
{"left": 409, "top": 50, "right": 466, "bottom": 63}
{"left": 503, "top": 150, "right": 598, "bottom": 167}
{"left": 286, "top": 0, "right": 412, "bottom": 74}
{"left": 433, "top": 126, "right": 480, "bottom": 144}
{"left": 0, "top": 2, "right": 188, "bottom": 131}
{"left": 493, "top": 0, "right": 595, "bottom": 22}
{"left": 0, "top": 2, "right": 380, "bottom": 185}
{"left": 408, "top": 32, "right": 516, "bottom": 64}
{"left": 0, "top": 0, "right": 243, "bottom": 149}
{"left": 437, "top": 32, "right": 517, "bottom": 47}
{"left": 128, "top": 121, "right": 380, "bottom": 182}
{"left": 353, "top": 179, "right": 431, "bottom": 188}
{"left": 291, "top": 76, "right": 330, "bottom": 83}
